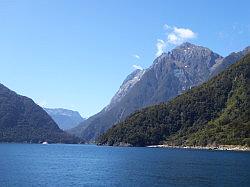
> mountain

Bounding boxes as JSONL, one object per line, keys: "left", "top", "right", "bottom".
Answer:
{"left": 105, "top": 69, "right": 145, "bottom": 111}
{"left": 68, "top": 68, "right": 146, "bottom": 139}
{"left": 98, "top": 54, "right": 250, "bottom": 147}
{"left": 210, "top": 46, "right": 250, "bottom": 77}
{"left": 69, "top": 43, "right": 249, "bottom": 142}
{"left": 0, "top": 83, "right": 81, "bottom": 143}
{"left": 44, "top": 108, "right": 85, "bottom": 130}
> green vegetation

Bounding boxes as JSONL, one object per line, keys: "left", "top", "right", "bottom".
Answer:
{"left": 0, "top": 84, "right": 82, "bottom": 143}
{"left": 0, "top": 127, "right": 81, "bottom": 144}
{"left": 98, "top": 54, "right": 250, "bottom": 147}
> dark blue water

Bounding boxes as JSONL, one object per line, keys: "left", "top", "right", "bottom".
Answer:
{"left": 0, "top": 144, "right": 249, "bottom": 187}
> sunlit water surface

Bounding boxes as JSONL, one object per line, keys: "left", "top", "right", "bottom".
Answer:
{"left": 0, "top": 144, "right": 249, "bottom": 186}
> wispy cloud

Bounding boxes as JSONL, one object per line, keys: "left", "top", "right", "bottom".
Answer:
{"left": 155, "top": 24, "right": 197, "bottom": 56}
{"left": 132, "top": 54, "right": 140, "bottom": 60}
{"left": 132, "top": 64, "right": 143, "bottom": 70}
{"left": 156, "top": 39, "right": 166, "bottom": 57}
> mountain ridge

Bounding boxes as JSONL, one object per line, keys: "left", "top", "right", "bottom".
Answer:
{"left": 0, "top": 83, "right": 81, "bottom": 143}
{"left": 44, "top": 108, "right": 85, "bottom": 130}
{"left": 98, "top": 53, "right": 250, "bottom": 147}
{"left": 69, "top": 43, "right": 249, "bottom": 142}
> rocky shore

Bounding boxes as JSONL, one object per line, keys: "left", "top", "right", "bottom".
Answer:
{"left": 147, "top": 144, "right": 250, "bottom": 152}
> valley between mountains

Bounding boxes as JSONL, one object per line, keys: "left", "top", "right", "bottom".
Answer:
{"left": 0, "top": 42, "right": 249, "bottom": 149}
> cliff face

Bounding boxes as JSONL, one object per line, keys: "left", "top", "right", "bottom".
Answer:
{"left": 98, "top": 54, "right": 250, "bottom": 147}
{"left": 70, "top": 43, "right": 249, "bottom": 142}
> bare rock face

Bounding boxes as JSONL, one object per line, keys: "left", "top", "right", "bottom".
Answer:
{"left": 105, "top": 69, "right": 145, "bottom": 111}
{"left": 69, "top": 43, "right": 249, "bottom": 142}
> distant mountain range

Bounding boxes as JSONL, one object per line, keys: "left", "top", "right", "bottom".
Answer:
{"left": 44, "top": 108, "right": 85, "bottom": 130}
{"left": 69, "top": 42, "right": 250, "bottom": 142}
{"left": 98, "top": 53, "right": 250, "bottom": 147}
{"left": 0, "top": 84, "right": 81, "bottom": 143}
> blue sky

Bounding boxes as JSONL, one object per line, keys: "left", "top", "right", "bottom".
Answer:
{"left": 0, "top": 0, "right": 249, "bottom": 117}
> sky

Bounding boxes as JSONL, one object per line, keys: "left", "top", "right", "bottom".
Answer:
{"left": 0, "top": 0, "right": 249, "bottom": 117}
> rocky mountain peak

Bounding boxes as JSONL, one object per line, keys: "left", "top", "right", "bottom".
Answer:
{"left": 172, "top": 42, "right": 221, "bottom": 60}
{"left": 178, "top": 42, "right": 197, "bottom": 48}
{"left": 152, "top": 42, "right": 222, "bottom": 86}
{"left": 243, "top": 46, "right": 250, "bottom": 55}
{"left": 105, "top": 68, "right": 145, "bottom": 110}
{"left": 154, "top": 42, "right": 222, "bottom": 67}
{"left": 69, "top": 44, "right": 249, "bottom": 142}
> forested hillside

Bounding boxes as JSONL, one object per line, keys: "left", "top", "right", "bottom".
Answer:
{"left": 0, "top": 84, "right": 81, "bottom": 143}
{"left": 98, "top": 54, "right": 250, "bottom": 147}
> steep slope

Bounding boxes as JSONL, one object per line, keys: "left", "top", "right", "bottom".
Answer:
{"left": 44, "top": 108, "right": 85, "bottom": 130}
{"left": 71, "top": 43, "right": 248, "bottom": 142}
{"left": 210, "top": 46, "right": 250, "bottom": 77}
{"left": 105, "top": 69, "right": 145, "bottom": 111}
{"left": 68, "top": 69, "right": 145, "bottom": 139}
{"left": 98, "top": 54, "right": 250, "bottom": 147}
{"left": 0, "top": 84, "right": 81, "bottom": 143}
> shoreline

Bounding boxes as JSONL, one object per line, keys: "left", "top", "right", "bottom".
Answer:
{"left": 146, "top": 144, "right": 250, "bottom": 152}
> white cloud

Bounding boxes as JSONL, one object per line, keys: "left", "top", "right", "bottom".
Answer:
{"left": 167, "top": 33, "right": 179, "bottom": 45}
{"left": 167, "top": 26, "right": 197, "bottom": 45}
{"left": 173, "top": 27, "right": 196, "bottom": 39}
{"left": 132, "top": 54, "right": 140, "bottom": 60}
{"left": 132, "top": 64, "right": 143, "bottom": 70}
{"left": 156, "top": 24, "right": 197, "bottom": 55}
{"left": 156, "top": 39, "right": 166, "bottom": 57}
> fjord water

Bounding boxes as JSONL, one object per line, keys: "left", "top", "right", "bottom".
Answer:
{"left": 0, "top": 144, "right": 249, "bottom": 187}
